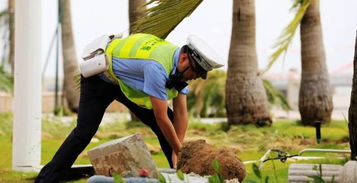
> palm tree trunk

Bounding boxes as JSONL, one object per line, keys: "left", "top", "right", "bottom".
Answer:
{"left": 60, "top": 0, "right": 80, "bottom": 112}
{"left": 8, "top": 0, "right": 14, "bottom": 74}
{"left": 226, "top": 0, "right": 271, "bottom": 126}
{"left": 348, "top": 31, "right": 357, "bottom": 160}
{"left": 129, "top": 0, "right": 146, "bottom": 34}
{"left": 299, "top": 0, "right": 333, "bottom": 125}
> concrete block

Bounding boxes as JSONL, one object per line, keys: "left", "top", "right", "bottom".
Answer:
{"left": 87, "top": 133, "right": 159, "bottom": 178}
{"left": 339, "top": 161, "right": 357, "bottom": 183}
{"left": 288, "top": 163, "right": 342, "bottom": 183}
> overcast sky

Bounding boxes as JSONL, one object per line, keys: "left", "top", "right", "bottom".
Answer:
{"left": 2, "top": 0, "right": 357, "bottom": 77}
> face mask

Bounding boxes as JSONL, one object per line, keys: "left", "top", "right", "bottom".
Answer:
{"left": 166, "top": 67, "right": 189, "bottom": 91}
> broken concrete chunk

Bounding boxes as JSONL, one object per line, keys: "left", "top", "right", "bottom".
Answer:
{"left": 87, "top": 133, "right": 159, "bottom": 178}
{"left": 177, "top": 140, "right": 246, "bottom": 182}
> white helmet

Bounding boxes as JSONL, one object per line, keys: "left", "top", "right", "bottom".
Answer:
{"left": 186, "top": 35, "right": 224, "bottom": 79}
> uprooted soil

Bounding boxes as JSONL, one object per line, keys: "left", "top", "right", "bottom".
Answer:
{"left": 177, "top": 140, "right": 246, "bottom": 182}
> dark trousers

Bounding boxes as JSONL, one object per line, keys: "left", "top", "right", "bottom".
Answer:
{"left": 35, "top": 75, "right": 174, "bottom": 183}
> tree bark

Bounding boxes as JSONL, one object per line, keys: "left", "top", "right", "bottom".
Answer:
{"left": 129, "top": 0, "right": 146, "bottom": 34}
{"left": 8, "top": 0, "right": 15, "bottom": 74}
{"left": 299, "top": 0, "right": 333, "bottom": 125}
{"left": 225, "top": 0, "right": 271, "bottom": 126}
{"left": 348, "top": 31, "right": 357, "bottom": 160}
{"left": 60, "top": 0, "right": 80, "bottom": 112}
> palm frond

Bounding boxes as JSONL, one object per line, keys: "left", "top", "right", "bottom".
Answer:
{"left": 0, "top": 9, "right": 9, "bottom": 26}
{"left": 0, "top": 10, "right": 8, "bottom": 18}
{"left": 263, "top": 79, "right": 291, "bottom": 111}
{"left": 188, "top": 71, "right": 292, "bottom": 116}
{"left": 0, "top": 66, "right": 13, "bottom": 93}
{"left": 188, "top": 70, "right": 226, "bottom": 117}
{"left": 291, "top": 0, "right": 305, "bottom": 10}
{"left": 262, "top": 0, "right": 310, "bottom": 74}
{"left": 132, "top": 0, "right": 203, "bottom": 39}
{"left": 74, "top": 73, "right": 81, "bottom": 91}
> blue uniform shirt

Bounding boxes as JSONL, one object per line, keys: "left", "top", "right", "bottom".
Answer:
{"left": 99, "top": 48, "right": 188, "bottom": 100}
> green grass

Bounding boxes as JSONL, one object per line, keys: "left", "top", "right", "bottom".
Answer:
{"left": 0, "top": 113, "right": 352, "bottom": 183}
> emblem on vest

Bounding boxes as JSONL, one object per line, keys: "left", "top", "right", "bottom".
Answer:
{"left": 140, "top": 38, "right": 164, "bottom": 51}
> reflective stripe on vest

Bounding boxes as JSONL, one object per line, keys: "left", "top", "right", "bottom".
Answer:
{"left": 105, "top": 33, "right": 179, "bottom": 109}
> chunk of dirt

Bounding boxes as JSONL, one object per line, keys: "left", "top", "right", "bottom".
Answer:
{"left": 177, "top": 140, "right": 246, "bottom": 182}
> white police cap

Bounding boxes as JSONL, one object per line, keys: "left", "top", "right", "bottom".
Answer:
{"left": 186, "top": 35, "right": 224, "bottom": 73}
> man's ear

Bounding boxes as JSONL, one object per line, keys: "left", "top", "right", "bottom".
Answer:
{"left": 178, "top": 53, "right": 190, "bottom": 72}
{"left": 179, "top": 53, "right": 189, "bottom": 65}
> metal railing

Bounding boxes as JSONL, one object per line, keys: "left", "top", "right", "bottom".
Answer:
{"left": 243, "top": 148, "right": 351, "bottom": 169}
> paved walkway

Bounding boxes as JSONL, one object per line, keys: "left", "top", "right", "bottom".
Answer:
{"left": 42, "top": 108, "right": 349, "bottom": 125}
{"left": 194, "top": 109, "right": 349, "bottom": 124}
{"left": 272, "top": 109, "right": 349, "bottom": 121}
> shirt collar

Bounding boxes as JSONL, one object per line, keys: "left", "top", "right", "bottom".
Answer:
{"left": 172, "top": 47, "right": 181, "bottom": 75}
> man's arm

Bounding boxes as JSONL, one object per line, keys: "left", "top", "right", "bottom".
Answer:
{"left": 170, "top": 93, "right": 188, "bottom": 168}
{"left": 172, "top": 93, "right": 188, "bottom": 143}
{"left": 150, "top": 96, "right": 182, "bottom": 154}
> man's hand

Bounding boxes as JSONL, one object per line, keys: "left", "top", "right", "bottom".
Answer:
{"left": 172, "top": 150, "right": 178, "bottom": 168}
{"left": 150, "top": 96, "right": 182, "bottom": 154}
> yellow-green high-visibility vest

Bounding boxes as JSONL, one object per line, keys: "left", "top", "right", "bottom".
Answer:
{"left": 105, "top": 33, "right": 179, "bottom": 109}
